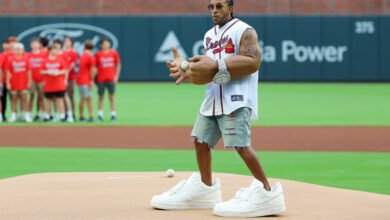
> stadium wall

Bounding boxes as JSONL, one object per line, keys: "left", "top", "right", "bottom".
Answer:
{"left": 1, "top": 0, "right": 390, "bottom": 15}
{"left": 1, "top": 15, "right": 390, "bottom": 82}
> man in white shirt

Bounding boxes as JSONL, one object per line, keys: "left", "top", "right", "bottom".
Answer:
{"left": 151, "top": 0, "right": 286, "bottom": 217}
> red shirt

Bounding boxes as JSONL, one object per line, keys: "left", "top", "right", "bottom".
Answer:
{"left": 40, "top": 49, "right": 49, "bottom": 58}
{"left": 77, "top": 51, "right": 95, "bottom": 86}
{"left": 42, "top": 56, "right": 67, "bottom": 92}
{"left": 0, "top": 53, "right": 4, "bottom": 83}
{"left": 63, "top": 49, "right": 78, "bottom": 81}
{"left": 5, "top": 55, "right": 30, "bottom": 91}
{"left": 28, "top": 51, "right": 45, "bottom": 83}
{"left": 95, "top": 50, "right": 120, "bottom": 82}
{"left": 1, "top": 52, "right": 13, "bottom": 83}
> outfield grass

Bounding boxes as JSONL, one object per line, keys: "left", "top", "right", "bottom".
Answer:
{"left": 3, "top": 82, "right": 390, "bottom": 126}
{"left": 0, "top": 147, "right": 389, "bottom": 195}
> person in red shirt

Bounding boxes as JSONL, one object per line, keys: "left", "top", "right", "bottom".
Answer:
{"left": 28, "top": 38, "right": 45, "bottom": 121}
{"left": 0, "top": 42, "right": 5, "bottom": 123}
{"left": 5, "top": 43, "right": 32, "bottom": 123}
{"left": 41, "top": 44, "right": 68, "bottom": 122}
{"left": 77, "top": 40, "right": 96, "bottom": 122}
{"left": 1, "top": 37, "right": 18, "bottom": 121}
{"left": 63, "top": 37, "right": 78, "bottom": 118}
{"left": 95, "top": 38, "right": 121, "bottom": 122}
{"left": 53, "top": 39, "right": 74, "bottom": 122}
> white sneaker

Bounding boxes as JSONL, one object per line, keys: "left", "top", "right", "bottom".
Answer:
{"left": 213, "top": 179, "right": 286, "bottom": 218}
{"left": 25, "top": 114, "right": 32, "bottom": 123}
{"left": 151, "top": 172, "right": 222, "bottom": 210}
{"left": 8, "top": 114, "right": 17, "bottom": 123}
{"left": 67, "top": 116, "right": 74, "bottom": 123}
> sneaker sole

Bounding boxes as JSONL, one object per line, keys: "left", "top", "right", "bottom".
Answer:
{"left": 151, "top": 200, "right": 220, "bottom": 210}
{"left": 214, "top": 202, "right": 286, "bottom": 218}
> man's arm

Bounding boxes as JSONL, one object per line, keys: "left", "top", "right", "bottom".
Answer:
{"left": 187, "top": 28, "right": 262, "bottom": 84}
{"left": 0, "top": 69, "right": 3, "bottom": 84}
{"left": 115, "top": 63, "right": 121, "bottom": 83}
{"left": 6, "top": 70, "right": 11, "bottom": 90}
{"left": 225, "top": 28, "right": 262, "bottom": 78}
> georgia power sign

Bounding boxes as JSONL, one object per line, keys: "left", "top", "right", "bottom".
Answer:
{"left": 17, "top": 23, "right": 119, "bottom": 54}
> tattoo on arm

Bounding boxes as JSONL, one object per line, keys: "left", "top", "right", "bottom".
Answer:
{"left": 239, "top": 28, "right": 261, "bottom": 59}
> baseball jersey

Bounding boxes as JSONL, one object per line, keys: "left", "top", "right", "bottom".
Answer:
{"left": 95, "top": 50, "right": 120, "bottom": 82}
{"left": 28, "top": 51, "right": 45, "bottom": 83}
{"left": 77, "top": 51, "right": 95, "bottom": 86}
{"left": 5, "top": 55, "right": 30, "bottom": 91}
{"left": 200, "top": 18, "right": 259, "bottom": 120}
{"left": 41, "top": 56, "right": 67, "bottom": 92}
{"left": 63, "top": 49, "right": 78, "bottom": 81}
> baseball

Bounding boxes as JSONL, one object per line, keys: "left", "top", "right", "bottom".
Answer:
{"left": 180, "top": 61, "right": 189, "bottom": 71}
{"left": 165, "top": 169, "right": 175, "bottom": 178}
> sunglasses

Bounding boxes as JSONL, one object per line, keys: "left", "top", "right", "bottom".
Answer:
{"left": 207, "top": 3, "right": 226, "bottom": 11}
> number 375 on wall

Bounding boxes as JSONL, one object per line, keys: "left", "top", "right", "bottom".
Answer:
{"left": 355, "top": 21, "right": 375, "bottom": 34}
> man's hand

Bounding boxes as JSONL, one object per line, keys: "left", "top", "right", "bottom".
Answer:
{"left": 188, "top": 55, "right": 218, "bottom": 85}
{"left": 6, "top": 83, "right": 11, "bottom": 91}
{"left": 167, "top": 47, "right": 189, "bottom": 85}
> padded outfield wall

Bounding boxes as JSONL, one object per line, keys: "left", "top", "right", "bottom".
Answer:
{"left": 0, "top": 16, "right": 389, "bottom": 81}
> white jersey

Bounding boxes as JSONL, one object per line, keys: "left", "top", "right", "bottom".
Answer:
{"left": 199, "top": 18, "right": 259, "bottom": 120}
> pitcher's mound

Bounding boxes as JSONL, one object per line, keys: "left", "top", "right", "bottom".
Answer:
{"left": 0, "top": 172, "right": 389, "bottom": 220}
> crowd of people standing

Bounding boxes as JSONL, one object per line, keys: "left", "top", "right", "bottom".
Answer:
{"left": 0, "top": 36, "right": 121, "bottom": 123}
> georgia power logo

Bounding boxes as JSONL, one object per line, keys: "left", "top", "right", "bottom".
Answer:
{"left": 17, "top": 23, "right": 119, "bottom": 54}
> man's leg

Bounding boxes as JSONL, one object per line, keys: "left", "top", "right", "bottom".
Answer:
{"left": 219, "top": 107, "right": 271, "bottom": 191}
{"left": 97, "top": 82, "right": 104, "bottom": 119}
{"left": 1, "top": 86, "right": 7, "bottom": 120}
{"left": 108, "top": 82, "right": 116, "bottom": 120}
{"left": 28, "top": 84, "right": 36, "bottom": 113}
{"left": 235, "top": 147, "right": 271, "bottom": 191}
{"left": 191, "top": 114, "right": 221, "bottom": 186}
{"left": 194, "top": 141, "right": 212, "bottom": 186}
{"left": 68, "top": 80, "right": 75, "bottom": 114}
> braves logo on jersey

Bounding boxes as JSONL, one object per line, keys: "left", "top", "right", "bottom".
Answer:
{"left": 206, "top": 36, "right": 236, "bottom": 54}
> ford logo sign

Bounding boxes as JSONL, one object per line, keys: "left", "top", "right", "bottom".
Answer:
{"left": 17, "top": 23, "right": 119, "bottom": 54}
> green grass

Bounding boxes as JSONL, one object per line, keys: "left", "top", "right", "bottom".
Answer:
{"left": 1, "top": 147, "right": 389, "bottom": 195}
{"left": 3, "top": 83, "right": 390, "bottom": 126}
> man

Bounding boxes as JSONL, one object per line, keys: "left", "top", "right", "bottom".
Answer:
{"left": 28, "top": 38, "right": 46, "bottom": 121}
{"left": 53, "top": 39, "right": 74, "bottom": 122}
{"left": 1, "top": 37, "right": 18, "bottom": 121}
{"left": 151, "top": 0, "right": 286, "bottom": 218}
{"left": 5, "top": 43, "right": 32, "bottom": 123}
{"left": 63, "top": 37, "right": 78, "bottom": 119}
{"left": 95, "top": 38, "right": 121, "bottom": 122}
{"left": 0, "top": 40, "right": 7, "bottom": 122}
{"left": 76, "top": 40, "right": 96, "bottom": 122}
{"left": 41, "top": 44, "right": 68, "bottom": 122}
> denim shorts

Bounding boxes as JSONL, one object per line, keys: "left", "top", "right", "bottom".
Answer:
{"left": 191, "top": 107, "right": 252, "bottom": 149}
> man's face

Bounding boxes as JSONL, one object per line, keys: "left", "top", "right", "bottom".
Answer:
{"left": 30, "top": 41, "right": 40, "bottom": 51}
{"left": 208, "top": 0, "right": 232, "bottom": 25}
{"left": 13, "top": 47, "right": 23, "bottom": 56}
{"left": 64, "top": 38, "right": 72, "bottom": 48}
{"left": 54, "top": 43, "right": 62, "bottom": 52}
{"left": 101, "top": 41, "right": 111, "bottom": 50}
